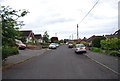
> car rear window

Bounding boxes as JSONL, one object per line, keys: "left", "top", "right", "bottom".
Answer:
{"left": 76, "top": 44, "right": 85, "bottom": 48}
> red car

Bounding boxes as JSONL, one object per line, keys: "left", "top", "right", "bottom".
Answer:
{"left": 68, "top": 44, "right": 74, "bottom": 48}
{"left": 15, "top": 39, "right": 26, "bottom": 50}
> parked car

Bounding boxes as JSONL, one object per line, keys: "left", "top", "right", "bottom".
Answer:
{"left": 118, "top": 50, "right": 120, "bottom": 57}
{"left": 15, "top": 39, "right": 26, "bottom": 50}
{"left": 75, "top": 44, "right": 87, "bottom": 54}
{"left": 49, "top": 43, "right": 57, "bottom": 49}
{"left": 66, "top": 42, "right": 69, "bottom": 45}
{"left": 68, "top": 44, "right": 74, "bottom": 48}
{"left": 55, "top": 43, "right": 59, "bottom": 47}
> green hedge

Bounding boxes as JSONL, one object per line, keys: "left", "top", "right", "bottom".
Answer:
{"left": 2, "top": 46, "right": 19, "bottom": 60}
{"left": 101, "top": 38, "right": 120, "bottom": 50}
{"left": 92, "top": 37, "right": 106, "bottom": 48}
{"left": 109, "top": 51, "right": 118, "bottom": 56}
{"left": 90, "top": 47, "right": 118, "bottom": 57}
{"left": 90, "top": 47, "right": 101, "bottom": 52}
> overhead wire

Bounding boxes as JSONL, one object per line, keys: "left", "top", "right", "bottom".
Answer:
{"left": 71, "top": 0, "right": 100, "bottom": 39}
{"left": 78, "top": 0, "right": 100, "bottom": 25}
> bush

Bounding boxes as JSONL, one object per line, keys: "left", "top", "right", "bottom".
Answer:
{"left": 80, "top": 41, "right": 86, "bottom": 45}
{"left": 90, "top": 47, "right": 101, "bottom": 52}
{"left": 92, "top": 37, "right": 106, "bottom": 48}
{"left": 26, "top": 42, "right": 36, "bottom": 45}
{"left": 109, "top": 51, "right": 118, "bottom": 56}
{"left": 101, "top": 38, "right": 120, "bottom": 50}
{"left": 2, "top": 46, "right": 19, "bottom": 60}
{"left": 73, "top": 43, "right": 76, "bottom": 47}
{"left": 76, "top": 42, "right": 80, "bottom": 44}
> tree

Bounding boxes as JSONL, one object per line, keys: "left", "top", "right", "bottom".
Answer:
{"left": 1, "top": 6, "right": 29, "bottom": 46}
{"left": 1, "top": 5, "right": 29, "bottom": 60}
{"left": 92, "top": 37, "right": 106, "bottom": 48}
{"left": 43, "top": 31, "right": 49, "bottom": 43}
{"left": 64, "top": 39, "right": 69, "bottom": 43}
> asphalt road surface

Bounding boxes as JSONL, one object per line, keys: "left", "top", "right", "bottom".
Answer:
{"left": 3, "top": 45, "right": 118, "bottom": 79}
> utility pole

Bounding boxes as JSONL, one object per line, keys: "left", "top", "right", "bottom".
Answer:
{"left": 77, "top": 24, "right": 79, "bottom": 39}
{"left": 72, "top": 34, "right": 73, "bottom": 40}
{"left": 55, "top": 33, "right": 57, "bottom": 37}
{"left": 69, "top": 35, "right": 71, "bottom": 40}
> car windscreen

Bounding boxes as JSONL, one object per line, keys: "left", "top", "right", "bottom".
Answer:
{"left": 51, "top": 43, "right": 56, "bottom": 45}
{"left": 16, "top": 41, "right": 23, "bottom": 44}
{"left": 76, "top": 45, "right": 85, "bottom": 48}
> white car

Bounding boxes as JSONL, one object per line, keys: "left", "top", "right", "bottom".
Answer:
{"left": 49, "top": 43, "right": 57, "bottom": 49}
{"left": 75, "top": 44, "right": 87, "bottom": 53}
{"left": 55, "top": 43, "right": 59, "bottom": 47}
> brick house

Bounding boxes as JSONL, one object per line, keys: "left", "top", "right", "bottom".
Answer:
{"left": 34, "top": 34, "right": 43, "bottom": 43}
{"left": 86, "top": 35, "right": 103, "bottom": 47}
{"left": 20, "top": 30, "right": 35, "bottom": 43}
{"left": 50, "top": 37, "right": 58, "bottom": 42}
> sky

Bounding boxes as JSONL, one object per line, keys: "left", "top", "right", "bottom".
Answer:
{"left": 0, "top": 0, "right": 119, "bottom": 40}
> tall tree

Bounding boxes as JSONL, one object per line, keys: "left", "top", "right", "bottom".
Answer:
{"left": 43, "top": 31, "right": 49, "bottom": 43}
{"left": 1, "top": 6, "right": 29, "bottom": 46}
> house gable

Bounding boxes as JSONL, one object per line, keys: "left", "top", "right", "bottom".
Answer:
{"left": 19, "top": 30, "right": 35, "bottom": 43}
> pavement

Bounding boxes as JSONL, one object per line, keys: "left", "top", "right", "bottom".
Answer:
{"left": 84, "top": 50, "right": 119, "bottom": 75}
{"left": 1, "top": 47, "right": 119, "bottom": 76}
{"left": 1, "top": 48, "right": 50, "bottom": 71}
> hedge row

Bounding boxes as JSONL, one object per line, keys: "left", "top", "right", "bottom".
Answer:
{"left": 101, "top": 38, "right": 120, "bottom": 50}
{"left": 90, "top": 47, "right": 118, "bottom": 56}
{"left": 2, "top": 46, "right": 19, "bottom": 61}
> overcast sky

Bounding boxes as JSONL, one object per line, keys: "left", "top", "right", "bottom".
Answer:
{"left": 1, "top": 0, "right": 119, "bottom": 40}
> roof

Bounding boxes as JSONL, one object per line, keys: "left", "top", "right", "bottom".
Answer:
{"left": 86, "top": 35, "right": 103, "bottom": 42}
{"left": 51, "top": 37, "right": 58, "bottom": 41}
{"left": 34, "top": 34, "right": 42, "bottom": 39}
{"left": 104, "top": 29, "right": 120, "bottom": 38}
{"left": 105, "top": 35, "right": 118, "bottom": 38}
{"left": 113, "top": 29, "right": 120, "bottom": 35}
{"left": 20, "top": 30, "right": 33, "bottom": 38}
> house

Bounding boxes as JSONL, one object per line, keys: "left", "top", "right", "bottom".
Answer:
{"left": 68, "top": 39, "right": 81, "bottom": 43}
{"left": 81, "top": 37, "right": 87, "bottom": 42}
{"left": 105, "top": 29, "right": 120, "bottom": 38}
{"left": 86, "top": 35, "right": 103, "bottom": 47}
{"left": 20, "top": 30, "right": 35, "bottom": 43}
{"left": 50, "top": 37, "right": 58, "bottom": 42}
{"left": 34, "top": 34, "right": 43, "bottom": 43}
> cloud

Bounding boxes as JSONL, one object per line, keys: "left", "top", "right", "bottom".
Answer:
{"left": 1, "top": 0, "right": 119, "bottom": 39}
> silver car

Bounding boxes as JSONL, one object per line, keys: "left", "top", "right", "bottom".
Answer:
{"left": 49, "top": 43, "right": 57, "bottom": 49}
{"left": 75, "top": 44, "right": 87, "bottom": 53}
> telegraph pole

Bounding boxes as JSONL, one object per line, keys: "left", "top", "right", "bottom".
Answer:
{"left": 77, "top": 24, "right": 79, "bottom": 39}
{"left": 72, "top": 34, "right": 73, "bottom": 40}
{"left": 55, "top": 33, "right": 57, "bottom": 37}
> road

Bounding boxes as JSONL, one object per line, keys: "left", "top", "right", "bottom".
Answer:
{"left": 3, "top": 45, "right": 118, "bottom": 79}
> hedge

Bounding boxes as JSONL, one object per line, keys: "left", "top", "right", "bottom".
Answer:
{"left": 101, "top": 38, "right": 120, "bottom": 50}
{"left": 2, "top": 46, "right": 19, "bottom": 61}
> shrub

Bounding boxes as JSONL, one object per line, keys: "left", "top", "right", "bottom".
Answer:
{"left": 73, "top": 43, "right": 76, "bottom": 47}
{"left": 109, "top": 51, "right": 118, "bottom": 56}
{"left": 101, "top": 38, "right": 120, "bottom": 50}
{"left": 76, "top": 42, "right": 80, "bottom": 44}
{"left": 80, "top": 41, "right": 86, "bottom": 45}
{"left": 90, "top": 47, "right": 101, "bottom": 52}
{"left": 92, "top": 37, "right": 106, "bottom": 48}
{"left": 68, "top": 42, "right": 73, "bottom": 44}
{"left": 2, "top": 46, "right": 19, "bottom": 60}
{"left": 26, "top": 42, "right": 36, "bottom": 45}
